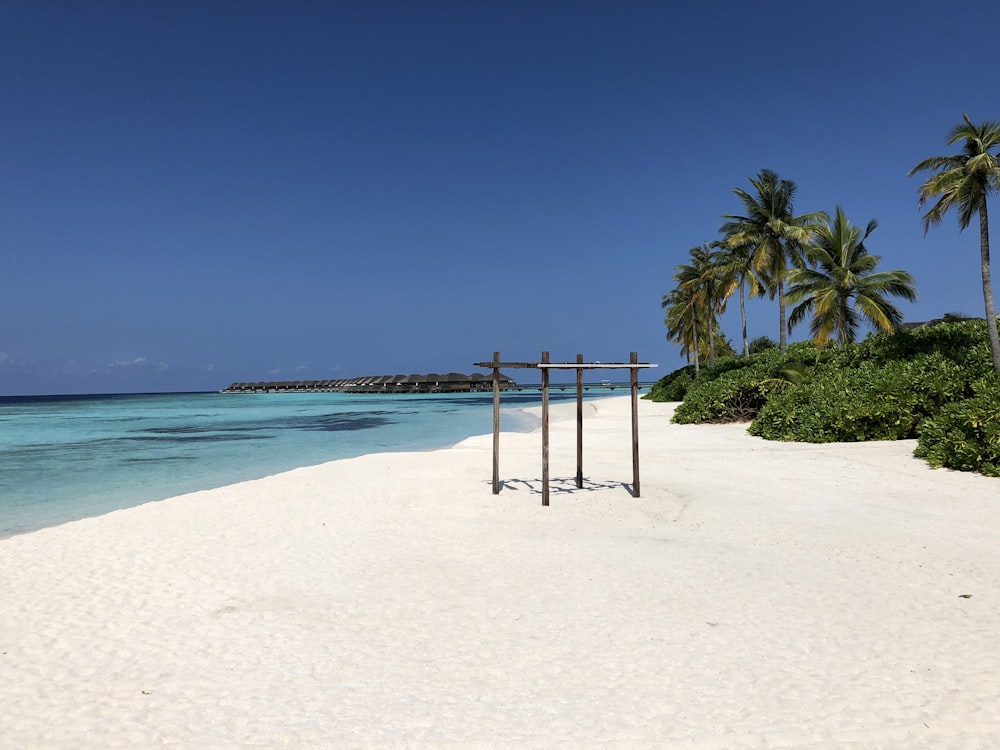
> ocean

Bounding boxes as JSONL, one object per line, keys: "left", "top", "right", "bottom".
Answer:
{"left": 0, "top": 388, "right": 620, "bottom": 538}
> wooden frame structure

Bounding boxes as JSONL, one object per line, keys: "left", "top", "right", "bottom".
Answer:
{"left": 473, "top": 352, "right": 657, "bottom": 506}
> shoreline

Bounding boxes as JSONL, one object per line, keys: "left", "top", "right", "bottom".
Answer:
{"left": 0, "top": 390, "right": 559, "bottom": 540}
{"left": 2, "top": 395, "right": 999, "bottom": 747}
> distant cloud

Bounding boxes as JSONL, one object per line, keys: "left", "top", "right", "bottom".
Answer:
{"left": 0, "top": 352, "right": 32, "bottom": 370}
{"left": 109, "top": 357, "right": 169, "bottom": 372}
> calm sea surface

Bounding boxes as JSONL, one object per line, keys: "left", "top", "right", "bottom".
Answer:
{"left": 0, "top": 389, "right": 619, "bottom": 538}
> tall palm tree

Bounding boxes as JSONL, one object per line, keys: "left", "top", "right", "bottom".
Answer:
{"left": 721, "top": 170, "right": 826, "bottom": 354}
{"left": 785, "top": 207, "right": 917, "bottom": 346}
{"left": 715, "top": 228, "right": 762, "bottom": 358}
{"left": 662, "top": 287, "right": 700, "bottom": 374}
{"left": 662, "top": 288, "right": 734, "bottom": 370}
{"left": 910, "top": 114, "right": 1000, "bottom": 372}
{"left": 670, "top": 253, "right": 707, "bottom": 373}
{"left": 674, "top": 244, "right": 732, "bottom": 369}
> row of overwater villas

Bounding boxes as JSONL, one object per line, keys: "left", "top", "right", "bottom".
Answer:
{"left": 220, "top": 372, "right": 517, "bottom": 394}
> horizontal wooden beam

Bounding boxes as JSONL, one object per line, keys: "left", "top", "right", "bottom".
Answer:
{"left": 475, "top": 361, "right": 657, "bottom": 370}
{"left": 473, "top": 361, "right": 541, "bottom": 369}
{"left": 537, "top": 363, "right": 657, "bottom": 369}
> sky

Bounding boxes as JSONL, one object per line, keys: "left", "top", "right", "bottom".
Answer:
{"left": 2, "top": 0, "right": 999, "bottom": 395}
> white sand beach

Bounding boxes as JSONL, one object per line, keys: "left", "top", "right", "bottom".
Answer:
{"left": 2, "top": 395, "right": 999, "bottom": 748}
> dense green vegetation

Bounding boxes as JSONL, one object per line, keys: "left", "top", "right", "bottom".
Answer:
{"left": 915, "top": 379, "right": 1000, "bottom": 477}
{"left": 662, "top": 115, "right": 1000, "bottom": 379}
{"left": 646, "top": 321, "right": 1000, "bottom": 477}
{"left": 654, "top": 116, "right": 1000, "bottom": 477}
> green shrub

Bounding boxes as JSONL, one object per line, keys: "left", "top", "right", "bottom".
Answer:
{"left": 651, "top": 320, "right": 999, "bottom": 477}
{"left": 645, "top": 353, "right": 753, "bottom": 402}
{"left": 653, "top": 371, "right": 692, "bottom": 401}
{"left": 915, "top": 377, "right": 1000, "bottom": 477}
{"left": 670, "top": 370, "right": 783, "bottom": 423}
{"left": 749, "top": 335, "right": 778, "bottom": 354}
{"left": 832, "top": 320, "right": 994, "bottom": 373}
{"left": 645, "top": 364, "right": 693, "bottom": 401}
{"left": 671, "top": 343, "right": 822, "bottom": 424}
{"left": 748, "top": 353, "right": 970, "bottom": 442}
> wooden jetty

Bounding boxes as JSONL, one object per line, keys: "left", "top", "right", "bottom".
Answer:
{"left": 220, "top": 372, "right": 516, "bottom": 394}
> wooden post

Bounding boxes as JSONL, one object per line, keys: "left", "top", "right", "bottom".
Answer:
{"left": 575, "top": 353, "right": 583, "bottom": 488}
{"left": 492, "top": 351, "right": 500, "bottom": 494}
{"left": 630, "top": 351, "right": 640, "bottom": 497}
{"left": 541, "top": 350, "right": 550, "bottom": 507}
{"left": 476, "top": 350, "right": 653, "bottom": 503}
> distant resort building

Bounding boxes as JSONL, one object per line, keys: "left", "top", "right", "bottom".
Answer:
{"left": 900, "top": 314, "right": 984, "bottom": 330}
{"left": 220, "top": 372, "right": 516, "bottom": 394}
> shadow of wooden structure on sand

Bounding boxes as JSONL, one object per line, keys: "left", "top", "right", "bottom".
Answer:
{"left": 474, "top": 352, "right": 657, "bottom": 506}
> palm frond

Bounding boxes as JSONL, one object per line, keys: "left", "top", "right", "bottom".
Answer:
{"left": 787, "top": 206, "right": 917, "bottom": 345}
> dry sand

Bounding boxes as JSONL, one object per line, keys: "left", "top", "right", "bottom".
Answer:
{"left": 1, "top": 395, "right": 999, "bottom": 748}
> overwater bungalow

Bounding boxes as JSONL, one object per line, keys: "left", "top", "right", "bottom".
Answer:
{"left": 220, "top": 372, "right": 515, "bottom": 394}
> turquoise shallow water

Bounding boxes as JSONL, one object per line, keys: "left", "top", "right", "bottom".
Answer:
{"left": 0, "top": 389, "right": 612, "bottom": 538}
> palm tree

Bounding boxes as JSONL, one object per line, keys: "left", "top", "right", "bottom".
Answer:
{"left": 662, "top": 244, "right": 734, "bottom": 372}
{"left": 910, "top": 114, "right": 1000, "bottom": 372}
{"left": 721, "top": 170, "right": 826, "bottom": 354}
{"left": 785, "top": 207, "right": 917, "bottom": 346}
{"left": 662, "top": 287, "right": 700, "bottom": 374}
{"left": 670, "top": 252, "right": 707, "bottom": 372}
{"left": 662, "top": 287, "right": 734, "bottom": 370}
{"left": 715, "top": 228, "right": 762, "bottom": 358}
{"left": 674, "top": 244, "right": 732, "bottom": 369}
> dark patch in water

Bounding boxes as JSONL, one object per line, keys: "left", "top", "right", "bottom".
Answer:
{"left": 126, "top": 410, "right": 398, "bottom": 438}
{"left": 141, "top": 425, "right": 260, "bottom": 435}
{"left": 120, "top": 455, "right": 199, "bottom": 463}
{"left": 117, "top": 411, "right": 396, "bottom": 442}
{"left": 124, "top": 433, "right": 274, "bottom": 444}
{"left": 295, "top": 415, "right": 394, "bottom": 432}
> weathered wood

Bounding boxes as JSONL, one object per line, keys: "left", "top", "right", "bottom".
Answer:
{"left": 631, "top": 351, "right": 640, "bottom": 498}
{"left": 476, "top": 352, "right": 656, "bottom": 507}
{"left": 536, "top": 363, "right": 648, "bottom": 369}
{"left": 492, "top": 351, "right": 500, "bottom": 495}
{"left": 473, "top": 361, "right": 540, "bottom": 369}
{"left": 576, "top": 353, "right": 584, "bottom": 489}
{"left": 541, "top": 351, "right": 550, "bottom": 507}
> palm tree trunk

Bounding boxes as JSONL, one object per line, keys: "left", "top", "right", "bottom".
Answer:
{"left": 739, "top": 280, "right": 748, "bottom": 357}
{"left": 979, "top": 198, "right": 1000, "bottom": 372}
{"left": 778, "top": 279, "right": 788, "bottom": 354}
{"left": 708, "top": 310, "right": 717, "bottom": 369}
{"left": 691, "top": 303, "right": 700, "bottom": 376}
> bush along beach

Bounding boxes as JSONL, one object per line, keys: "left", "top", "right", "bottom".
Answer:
{"left": 647, "top": 320, "right": 1000, "bottom": 477}
{"left": 658, "top": 117, "right": 1000, "bottom": 478}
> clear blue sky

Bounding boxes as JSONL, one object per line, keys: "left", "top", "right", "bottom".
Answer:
{"left": 2, "top": 0, "right": 998, "bottom": 395}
